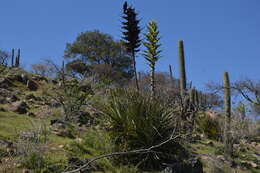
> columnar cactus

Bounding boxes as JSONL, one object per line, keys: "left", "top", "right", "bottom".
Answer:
{"left": 178, "top": 40, "right": 187, "bottom": 99}
{"left": 223, "top": 71, "right": 232, "bottom": 157}
{"left": 17, "top": 48, "right": 20, "bottom": 67}
{"left": 15, "top": 48, "right": 20, "bottom": 67}
{"left": 11, "top": 49, "right": 14, "bottom": 67}
{"left": 169, "top": 64, "right": 174, "bottom": 87}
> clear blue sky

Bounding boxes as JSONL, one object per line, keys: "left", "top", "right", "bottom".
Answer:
{"left": 0, "top": 0, "right": 259, "bottom": 89}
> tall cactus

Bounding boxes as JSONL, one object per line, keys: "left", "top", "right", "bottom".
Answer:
{"left": 15, "top": 48, "right": 20, "bottom": 67}
{"left": 169, "top": 64, "right": 174, "bottom": 87}
{"left": 17, "top": 48, "right": 20, "bottom": 67}
{"left": 178, "top": 40, "right": 187, "bottom": 99}
{"left": 223, "top": 71, "right": 232, "bottom": 157}
{"left": 11, "top": 49, "right": 14, "bottom": 67}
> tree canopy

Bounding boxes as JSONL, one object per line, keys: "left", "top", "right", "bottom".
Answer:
{"left": 64, "top": 30, "right": 134, "bottom": 83}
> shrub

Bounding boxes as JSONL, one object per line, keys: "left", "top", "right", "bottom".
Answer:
{"left": 102, "top": 88, "right": 187, "bottom": 171}
{"left": 196, "top": 113, "right": 221, "bottom": 140}
{"left": 69, "top": 129, "right": 139, "bottom": 173}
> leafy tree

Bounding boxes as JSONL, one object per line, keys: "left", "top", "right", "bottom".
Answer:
{"left": 143, "top": 21, "right": 162, "bottom": 98}
{"left": 121, "top": 2, "right": 141, "bottom": 90}
{"left": 64, "top": 30, "right": 133, "bottom": 83}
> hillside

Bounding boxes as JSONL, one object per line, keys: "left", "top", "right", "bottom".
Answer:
{"left": 0, "top": 67, "right": 259, "bottom": 173}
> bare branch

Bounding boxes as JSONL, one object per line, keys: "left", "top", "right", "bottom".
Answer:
{"left": 62, "top": 132, "right": 186, "bottom": 173}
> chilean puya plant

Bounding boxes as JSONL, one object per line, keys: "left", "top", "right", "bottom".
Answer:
{"left": 223, "top": 71, "right": 233, "bottom": 157}
{"left": 143, "top": 21, "right": 161, "bottom": 99}
{"left": 178, "top": 40, "right": 187, "bottom": 100}
{"left": 121, "top": 1, "right": 141, "bottom": 91}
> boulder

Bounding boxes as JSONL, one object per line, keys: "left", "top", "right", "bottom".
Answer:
{"left": 206, "top": 141, "right": 214, "bottom": 146}
{"left": 163, "top": 157, "right": 203, "bottom": 173}
{"left": 0, "top": 78, "right": 13, "bottom": 88}
{"left": 26, "top": 80, "right": 38, "bottom": 91}
{"left": 26, "top": 112, "right": 36, "bottom": 117}
{"left": 0, "top": 88, "right": 12, "bottom": 97}
{"left": 0, "top": 138, "right": 13, "bottom": 148}
{"left": 6, "top": 94, "right": 19, "bottom": 102}
{"left": 5, "top": 101, "right": 28, "bottom": 114}
{"left": 31, "top": 75, "right": 48, "bottom": 82}
{"left": 0, "top": 96, "right": 7, "bottom": 104}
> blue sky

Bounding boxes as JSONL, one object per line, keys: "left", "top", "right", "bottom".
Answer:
{"left": 0, "top": 0, "right": 259, "bottom": 89}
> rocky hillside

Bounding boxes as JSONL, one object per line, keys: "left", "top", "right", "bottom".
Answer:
{"left": 0, "top": 67, "right": 259, "bottom": 173}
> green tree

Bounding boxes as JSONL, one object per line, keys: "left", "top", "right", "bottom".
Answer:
{"left": 121, "top": 2, "right": 141, "bottom": 90}
{"left": 143, "top": 21, "right": 162, "bottom": 98}
{"left": 64, "top": 30, "right": 133, "bottom": 83}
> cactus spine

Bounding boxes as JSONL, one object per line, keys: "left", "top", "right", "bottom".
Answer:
{"left": 223, "top": 71, "right": 232, "bottom": 157}
{"left": 178, "top": 40, "right": 187, "bottom": 99}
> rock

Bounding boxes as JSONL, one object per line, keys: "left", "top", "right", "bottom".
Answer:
{"left": 241, "top": 161, "right": 258, "bottom": 168}
{"left": 163, "top": 157, "right": 203, "bottom": 173}
{"left": 79, "top": 84, "right": 92, "bottom": 93}
{"left": 216, "top": 155, "right": 226, "bottom": 162}
{"left": 35, "top": 106, "right": 51, "bottom": 118}
{"left": 6, "top": 94, "right": 19, "bottom": 102}
{"left": 50, "top": 119, "right": 66, "bottom": 128}
{"left": 51, "top": 119, "right": 74, "bottom": 138}
{"left": 68, "top": 157, "right": 85, "bottom": 167}
{"left": 22, "top": 169, "right": 31, "bottom": 173}
{"left": 4, "top": 101, "right": 28, "bottom": 114}
{"left": 26, "top": 80, "right": 38, "bottom": 91}
{"left": 0, "top": 138, "right": 13, "bottom": 148}
{"left": 0, "top": 106, "right": 6, "bottom": 112}
{"left": 75, "top": 137, "right": 83, "bottom": 143}
{"left": 58, "top": 145, "right": 64, "bottom": 149}
{"left": 0, "top": 78, "right": 13, "bottom": 88}
{"left": 206, "top": 141, "right": 214, "bottom": 146}
{"left": 0, "top": 88, "right": 12, "bottom": 97}
{"left": 25, "top": 93, "right": 42, "bottom": 101}
{"left": 52, "top": 129, "right": 71, "bottom": 138}
{"left": 0, "top": 96, "right": 7, "bottom": 104}
{"left": 31, "top": 75, "right": 48, "bottom": 82}
{"left": 192, "top": 134, "right": 201, "bottom": 141}
{"left": 19, "top": 132, "right": 35, "bottom": 141}
{"left": 25, "top": 93, "right": 36, "bottom": 100}
{"left": 21, "top": 73, "right": 29, "bottom": 84}
{"left": 26, "top": 112, "right": 35, "bottom": 117}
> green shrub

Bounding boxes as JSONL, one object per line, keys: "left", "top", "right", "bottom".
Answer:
{"left": 196, "top": 113, "right": 221, "bottom": 140}
{"left": 69, "top": 129, "right": 139, "bottom": 172}
{"left": 102, "top": 88, "right": 187, "bottom": 171}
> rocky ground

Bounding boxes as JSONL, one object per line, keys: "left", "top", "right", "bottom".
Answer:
{"left": 0, "top": 67, "right": 259, "bottom": 173}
